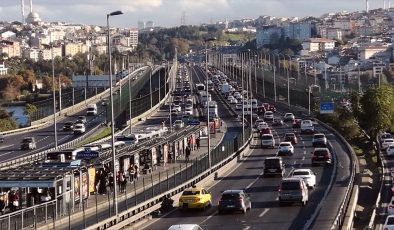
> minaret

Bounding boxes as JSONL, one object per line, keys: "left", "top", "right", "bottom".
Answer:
{"left": 30, "top": 0, "right": 33, "bottom": 13}
{"left": 21, "top": 0, "right": 25, "bottom": 23}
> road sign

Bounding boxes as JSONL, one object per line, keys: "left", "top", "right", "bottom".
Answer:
{"left": 320, "top": 102, "right": 334, "bottom": 114}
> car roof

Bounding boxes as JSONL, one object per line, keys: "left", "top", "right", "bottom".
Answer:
{"left": 261, "top": 134, "right": 273, "bottom": 137}
{"left": 314, "top": 147, "right": 329, "bottom": 151}
{"left": 168, "top": 224, "right": 202, "bottom": 230}
{"left": 222, "top": 190, "right": 244, "bottom": 194}
{"left": 183, "top": 187, "right": 203, "bottom": 192}
{"left": 292, "top": 169, "right": 311, "bottom": 173}
{"left": 279, "top": 142, "right": 292, "bottom": 145}
{"left": 266, "top": 157, "right": 281, "bottom": 160}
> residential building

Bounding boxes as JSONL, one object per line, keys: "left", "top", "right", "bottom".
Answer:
{"left": 63, "top": 42, "right": 88, "bottom": 57}
{"left": 93, "top": 45, "right": 107, "bottom": 55}
{"left": 23, "top": 48, "right": 40, "bottom": 61}
{"left": 333, "top": 18, "right": 354, "bottom": 30}
{"left": 358, "top": 46, "right": 389, "bottom": 60}
{"left": 256, "top": 26, "right": 282, "bottom": 48}
{"left": 39, "top": 46, "right": 62, "bottom": 60}
{"left": 326, "top": 28, "right": 343, "bottom": 40}
{"left": 284, "top": 22, "right": 311, "bottom": 41}
{"left": 123, "top": 28, "right": 139, "bottom": 49}
{"left": 302, "top": 38, "right": 336, "bottom": 52}
{"left": 1, "top": 31, "right": 16, "bottom": 40}
{"left": 0, "top": 40, "right": 21, "bottom": 58}
{"left": 0, "top": 62, "right": 7, "bottom": 75}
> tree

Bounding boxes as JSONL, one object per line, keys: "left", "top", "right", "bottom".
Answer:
{"left": 358, "top": 84, "right": 394, "bottom": 139}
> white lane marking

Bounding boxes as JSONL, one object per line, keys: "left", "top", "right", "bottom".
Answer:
{"left": 0, "top": 151, "right": 14, "bottom": 156}
{"left": 259, "top": 208, "right": 270, "bottom": 218}
{"left": 302, "top": 156, "right": 305, "bottom": 161}
{"left": 0, "top": 144, "right": 14, "bottom": 149}
{"left": 243, "top": 226, "right": 251, "bottom": 230}
{"left": 245, "top": 171, "right": 265, "bottom": 190}
{"left": 293, "top": 160, "right": 297, "bottom": 166}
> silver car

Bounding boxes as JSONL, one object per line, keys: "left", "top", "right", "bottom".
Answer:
{"left": 278, "top": 177, "right": 309, "bottom": 206}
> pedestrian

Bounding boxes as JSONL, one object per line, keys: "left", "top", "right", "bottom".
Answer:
{"left": 0, "top": 196, "right": 5, "bottom": 215}
{"left": 117, "top": 171, "right": 125, "bottom": 193}
{"left": 196, "top": 137, "right": 200, "bottom": 150}
{"left": 9, "top": 190, "right": 19, "bottom": 212}
{"left": 185, "top": 146, "right": 191, "bottom": 162}
{"left": 128, "top": 165, "right": 135, "bottom": 182}
{"left": 108, "top": 172, "right": 114, "bottom": 194}
{"left": 134, "top": 164, "right": 139, "bottom": 181}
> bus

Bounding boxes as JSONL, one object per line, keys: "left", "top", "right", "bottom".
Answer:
{"left": 195, "top": 83, "right": 205, "bottom": 94}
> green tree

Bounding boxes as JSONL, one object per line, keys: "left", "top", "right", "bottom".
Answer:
{"left": 358, "top": 84, "right": 394, "bottom": 138}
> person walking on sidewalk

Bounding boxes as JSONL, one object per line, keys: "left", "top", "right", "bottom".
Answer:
{"left": 196, "top": 137, "right": 200, "bottom": 150}
{"left": 185, "top": 146, "right": 191, "bottom": 162}
{"left": 128, "top": 165, "right": 135, "bottom": 182}
{"left": 134, "top": 164, "right": 140, "bottom": 181}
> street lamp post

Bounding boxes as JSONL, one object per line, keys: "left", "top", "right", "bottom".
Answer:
{"left": 205, "top": 37, "right": 216, "bottom": 170}
{"left": 273, "top": 54, "right": 277, "bottom": 102}
{"left": 107, "top": 10, "right": 123, "bottom": 217}
{"left": 149, "top": 66, "right": 153, "bottom": 108}
{"left": 51, "top": 35, "right": 58, "bottom": 149}
{"left": 308, "top": 84, "right": 320, "bottom": 116}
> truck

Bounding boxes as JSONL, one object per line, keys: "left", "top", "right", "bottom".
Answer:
{"left": 86, "top": 104, "right": 98, "bottom": 116}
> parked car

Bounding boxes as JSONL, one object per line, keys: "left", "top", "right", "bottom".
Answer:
{"left": 20, "top": 137, "right": 36, "bottom": 150}
{"left": 284, "top": 133, "right": 298, "bottom": 144}
{"left": 263, "top": 157, "right": 285, "bottom": 177}
{"left": 278, "top": 177, "right": 309, "bottom": 206}
{"left": 312, "top": 133, "right": 328, "bottom": 147}
{"left": 311, "top": 148, "right": 332, "bottom": 166}
{"left": 289, "top": 168, "right": 316, "bottom": 189}
{"left": 261, "top": 134, "right": 275, "bottom": 148}
{"left": 218, "top": 190, "right": 251, "bottom": 214}
{"left": 178, "top": 186, "right": 212, "bottom": 211}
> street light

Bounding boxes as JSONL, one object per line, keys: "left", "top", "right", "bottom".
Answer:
{"left": 204, "top": 37, "right": 216, "bottom": 170}
{"left": 50, "top": 33, "right": 58, "bottom": 149}
{"left": 107, "top": 10, "right": 123, "bottom": 217}
{"left": 308, "top": 84, "right": 320, "bottom": 115}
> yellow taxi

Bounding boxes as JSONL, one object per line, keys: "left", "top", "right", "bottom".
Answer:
{"left": 178, "top": 186, "right": 212, "bottom": 211}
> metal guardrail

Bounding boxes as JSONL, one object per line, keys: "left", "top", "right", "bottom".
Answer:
{"left": 367, "top": 137, "right": 385, "bottom": 229}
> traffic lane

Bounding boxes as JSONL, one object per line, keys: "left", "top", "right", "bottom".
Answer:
{"left": 142, "top": 136, "right": 266, "bottom": 230}
{"left": 0, "top": 109, "right": 106, "bottom": 162}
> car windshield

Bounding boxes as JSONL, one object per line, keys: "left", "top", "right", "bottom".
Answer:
{"left": 281, "top": 181, "right": 300, "bottom": 190}
{"left": 315, "top": 134, "right": 325, "bottom": 138}
{"left": 280, "top": 143, "right": 291, "bottom": 147}
{"left": 221, "top": 193, "right": 241, "bottom": 200}
{"left": 314, "top": 150, "right": 329, "bottom": 156}
{"left": 385, "top": 140, "right": 394, "bottom": 143}
{"left": 265, "top": 159, "right": 280, "bottom": 166}
{"left": 387, "top": 216, "right": 394, "bottom": 225}
{"left": 293, "top": 171, "right": 309, "bottom": 176}
{"left": 22, "top": 138, "right": 33, "bottom": 143}
{"left": 182, "top": 190, "right": 200, "bottom": 196}
{"left": 261, "top": 136, "right": 273, "bottom": 140}
{"left": 285, "top": 134, "right": 294, "bottom": 138}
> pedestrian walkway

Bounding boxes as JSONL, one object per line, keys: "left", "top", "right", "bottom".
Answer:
{"left": 37, "top": 121, "right": 227, "bottom": 230}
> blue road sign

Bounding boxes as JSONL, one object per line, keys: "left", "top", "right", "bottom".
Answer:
{"left": 320, "top": 102, "right": 334, "bottom": 114}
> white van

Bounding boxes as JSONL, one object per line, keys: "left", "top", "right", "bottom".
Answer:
{"left": 86, "top": 104, "right": 98, "bottom": 116}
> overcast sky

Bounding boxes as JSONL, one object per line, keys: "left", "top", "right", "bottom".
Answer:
{"left": 0, "top": 0, "right": 389, "bottom": 28}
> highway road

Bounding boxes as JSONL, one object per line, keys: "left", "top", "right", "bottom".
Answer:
{"left": 0, "top": 67, "right": 154, "bottom": 164}
{"left": 139, "top": 65, "right": 352, "bottom": 230}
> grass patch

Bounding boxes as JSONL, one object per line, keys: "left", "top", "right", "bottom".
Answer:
{"left": 77, "top": 126, "right": 112, "bottom": 146}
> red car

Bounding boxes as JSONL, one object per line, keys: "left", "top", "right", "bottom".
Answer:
{"left": 257, "top": 106, "right": 266, "bottom": 115}
{"left": 293, "top": 119, "right": 302, "bottom": 128}
{"left": 267, "top": 105, "right": 276, "bottom": 112}
{"left": 260, "top": 127, "right": 272, "bottom": 135}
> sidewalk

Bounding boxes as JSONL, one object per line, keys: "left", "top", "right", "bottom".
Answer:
{"left": 38, "top": 121, "right": 227, "bottom": 230}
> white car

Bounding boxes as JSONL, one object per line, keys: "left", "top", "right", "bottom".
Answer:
{"left": 257, "top": 122, "right": 269, "bottom": 131}
{"left": 172, "top": 104, "right": 181, "bottom": 112}
{"left": 383, "top": 215, "right": 394, "bottom": 230}
{"left": 168, "top": 225, "right": 203, "bottom": 230}
{"left": 185, "top": 108, "right": 193, "bottom": 115}
{"left": 230, "top": 98, "right": 238, "bottom": 104}
{"left": 289, "top": 169, "right": 317, "bottom": 189}
{"left": 387, "top": 144, "right": 394, "bottom": 156}
{"left": 264, "top": 111, "right": 274, "bottom": 122}
{"left": 235, "top": 103, "right": 243, "bottom": 111}
{"left": 73, "top": 124, "right": 86, "bottom": 134}
{"left": 173, "top": 120, "right": 184, "bottom": 129}
{"left": 382, "top": 139, "right": 394, "bottom": 150}
{"left": 278, "top": 142, "right": 294, "bottom": 155}
{"left": 227, "top": 95, "right": 235, "bottom": 101}
{"left": 261, "top": 134, "right": 275, "bottom": 148}
{"left": 283, "top": 113, "right": 295, "bottom": 122}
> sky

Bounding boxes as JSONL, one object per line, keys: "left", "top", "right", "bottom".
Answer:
{"left": 0, "top": 0, "right": 389, "bottom": 28}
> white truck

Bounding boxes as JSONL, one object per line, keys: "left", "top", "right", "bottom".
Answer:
{"left": 86, "top": 104, "right": 98, "bottom": 116}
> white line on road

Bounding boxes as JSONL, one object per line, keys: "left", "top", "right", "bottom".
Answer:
{"left": 0, "top": 144, "right": 13, "bottom": 149}
{"left": 245, "top": 171, "right": 265, "bottom": 190}
{"left": 243, "top": 226, "right": 251, "bottom": 230}
{"left": 259, "top": 208, "right": 270, "bottom": 218}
